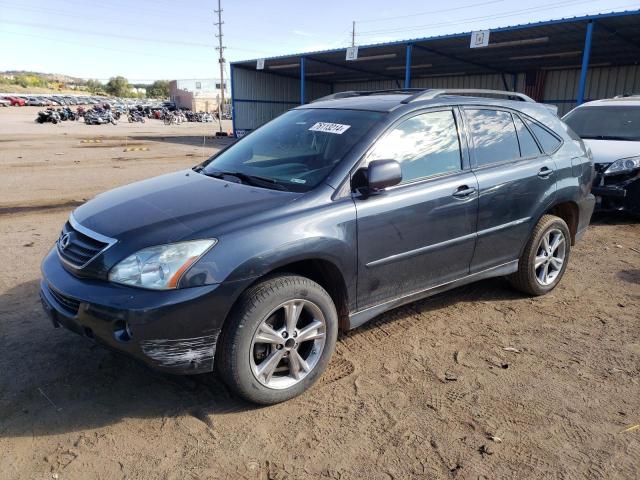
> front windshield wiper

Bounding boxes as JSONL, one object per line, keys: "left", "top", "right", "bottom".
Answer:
{"left": 581, "top": 135, "right": 637, "bottom": 141}
{"left": 197, "top": 168, "right": 290, "bottom": 191}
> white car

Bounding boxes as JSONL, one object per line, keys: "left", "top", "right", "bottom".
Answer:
{"left": 563, "top": 96, "right": 640, "bottom": 214}
{"left": 0, "top": 98, "right": 10, "bottom": 107}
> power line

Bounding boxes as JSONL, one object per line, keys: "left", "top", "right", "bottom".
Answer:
{"left": 356, "top": 0, "right": 631, "bottom": 35}
{"left": 0, "top": 20, "right": 216, "bottom": 48}
{"left": 0, "top": 30, "right": 213, "bottom": 65}
{"left": 0, "top": 1, "right": 211, "bottom": 31}
{"left": 356, "top": 0, "right": 508, "bottom": 23}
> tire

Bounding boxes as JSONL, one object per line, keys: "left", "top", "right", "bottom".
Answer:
{"left": 509, "top": 214, "right": 571, "bottom": 296}
{"left": 217, "top": 274, "right": 338, "bottom": 404}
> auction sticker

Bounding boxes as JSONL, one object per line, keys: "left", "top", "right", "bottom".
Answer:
{"left": 309, "top": 122, "right": 351, "bottom": 134}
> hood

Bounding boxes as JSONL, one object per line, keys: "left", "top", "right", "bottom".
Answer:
{"left": 73, "top": 170, "right": 301, "bottom": 244}
{"left": 583, "top": 139, "right": 640, "bottom": 165}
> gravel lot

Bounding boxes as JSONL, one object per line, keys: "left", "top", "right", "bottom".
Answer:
{"left": 1, "top": 107, "right": 639, "bottom": 479}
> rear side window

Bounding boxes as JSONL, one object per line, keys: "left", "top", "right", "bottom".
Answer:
{"left": 465, "top": 109, "right": 520, "bottom": 166}
{"left": 525, "top": 119, "right": 562, "bottom": 153}
{"left": 367, "top": 110, "right": 462, "bottom": 183}
{"left": 513, "top": 115, "right": 541, "bottom": 157}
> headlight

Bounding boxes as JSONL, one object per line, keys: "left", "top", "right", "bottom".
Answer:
{"left": 108, "top": 239, "right": 217, "bottom": 290}
{"left": 604, "top": 156, "right": 640, "bottom": 175}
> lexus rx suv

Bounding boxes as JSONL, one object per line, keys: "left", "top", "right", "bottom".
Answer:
{"left": 563, "top": 95, "right": 640, "bottom": 214}
{"left": 40, "top": 89, "right": 595, "bottom": 404}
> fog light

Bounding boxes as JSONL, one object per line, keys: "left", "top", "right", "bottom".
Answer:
{"left": 113, "top": 320, "right": 133, "bottom": 342}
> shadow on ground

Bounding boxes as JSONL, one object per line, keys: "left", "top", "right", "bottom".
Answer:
{"left": 0, "top": 275, "right": 521, "bottom": 439}
{"left": 135, "top": 135, "right": 236, "bottom": 149}
{"left": 0, "top": 279, "right": 255, "bottom": 439}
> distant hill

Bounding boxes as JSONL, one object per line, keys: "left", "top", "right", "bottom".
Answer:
{"left": 0, "top": 70, "right": 86, "bottom": 84}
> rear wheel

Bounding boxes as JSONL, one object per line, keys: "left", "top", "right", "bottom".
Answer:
{"left": 510, "top": 214, "right": 571, "bottom": 295}
{"left": 217, "top": 274, "right": 338, "bottom": 404}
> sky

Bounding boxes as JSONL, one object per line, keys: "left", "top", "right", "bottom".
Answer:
{"left": 1, "top": 0, "right": 638, "bottom": 83}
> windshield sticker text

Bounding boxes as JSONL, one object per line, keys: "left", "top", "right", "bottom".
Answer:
{"left": 309, "top": 122, "right": 351, "bottom": 134}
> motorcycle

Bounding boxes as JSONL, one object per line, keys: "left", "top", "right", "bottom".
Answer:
{"left": 35, "top": 109, "right": 61, "bottom": 124}
{"left": 58, "top": 107, "right": 77, "bottom": 121}
{"left": 84, "top": 110, "right": 117, "bottom": 125}
{"left": 128, "top": 110, "right": 146, "bottom": 123}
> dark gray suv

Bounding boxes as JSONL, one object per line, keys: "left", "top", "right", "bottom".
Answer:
{"left": 40, "top": 89, "right": 595, "bottom": 404}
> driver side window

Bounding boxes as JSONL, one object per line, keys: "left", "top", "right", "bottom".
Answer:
{"left": 367, "top": 110, "right": 462, "bottom": 183}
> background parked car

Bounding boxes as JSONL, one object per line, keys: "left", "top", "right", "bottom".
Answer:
{"left": 25, "top": 97, "right": 48, "bottom": 106}
{"left": 563, "top": 95, "right": 640, "bottom": 214}
{"left": 2, "top": 95, "right": 25, "bottom": 106}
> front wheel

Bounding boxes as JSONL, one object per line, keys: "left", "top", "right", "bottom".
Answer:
{"left": 217, "top": 274, "right": 338, "bottom": 404}
{"left": 509, "top": 214, "right": 571, "bottom": 296}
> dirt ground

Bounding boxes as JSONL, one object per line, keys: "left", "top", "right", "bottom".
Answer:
{"left": 1, "top": 107, "right": 639, "bottom": 480}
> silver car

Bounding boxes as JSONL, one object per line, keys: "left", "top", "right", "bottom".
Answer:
{"left": 563, "top": 96, "right": 640, "bottom": 214}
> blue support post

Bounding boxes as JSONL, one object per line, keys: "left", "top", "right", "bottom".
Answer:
{"left": 300, "top": 57, "right": 306, "bottom": 105}
{"left": 577, "top": 21, "right": 594, "bottom": 105}
{"left": 230, "top": 64, "right": 236, "bottom": 137}
{"left": 404, "top": 44, "right": 412, "bottom": 89}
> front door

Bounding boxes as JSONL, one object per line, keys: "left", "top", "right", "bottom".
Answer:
{"left": 354, "top": 109, "right": 479, "bottom": 311}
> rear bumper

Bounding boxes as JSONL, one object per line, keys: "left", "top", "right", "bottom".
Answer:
{"left": 592, "top": 170, "right": 640, "bottom": 213}
{"left": 575, "top": 193, "right": 596, "bottom": 242}
{"left": 40, "top": 248, "right": 251, "bottom": 374}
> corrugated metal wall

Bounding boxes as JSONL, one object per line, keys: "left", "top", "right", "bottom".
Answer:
{"left": 232, "top": 68, "right": 331, "bottom": 132}
{"left": 545, "top": 65, "right": 640, "bottom": 115}
{"left": 334, "top": 73, "right": 523, "bottom": 92}
{"left": 232, "top": 65, "right": 640, "bottom": 131}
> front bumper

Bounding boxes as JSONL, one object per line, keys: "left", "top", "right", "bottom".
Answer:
{"left": 592, "top": 168, "right": 640, "bottom": 213}
{"left": 40, "top": 248, "right": 250, "bottom": 374}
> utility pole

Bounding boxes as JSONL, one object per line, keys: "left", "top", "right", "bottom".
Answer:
{"left": 351, "top": 21, "right": 355, "bottom": 47}
{"left": 214, "top": 0, "right": 226, "bottom": 134}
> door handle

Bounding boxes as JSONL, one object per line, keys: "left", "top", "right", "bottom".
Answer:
{"left": 538, "top": 167, "right": 554, "bottom": 178}
{"left": 452, "top": 185, "right": 476, "bottom": 198}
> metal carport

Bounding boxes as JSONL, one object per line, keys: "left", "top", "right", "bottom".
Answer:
{"left": 230, "top": 9, "right": 640, "bottom": 136}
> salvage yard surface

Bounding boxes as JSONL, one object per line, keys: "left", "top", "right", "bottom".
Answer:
{"left": 1, "top": 107, "right": 639, "bottom": 479}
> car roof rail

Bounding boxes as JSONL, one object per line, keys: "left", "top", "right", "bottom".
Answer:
{"left": 401, "top": 88, "right": 536, "bottom": 104}
{"left": 312, "top": 88, "right": 426, "bottom": 103}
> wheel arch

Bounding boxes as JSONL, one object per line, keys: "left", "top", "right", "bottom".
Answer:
{"left": 518, "top": 199, "right": 579, "bottom": 260}
{"left": 261, "top": 258, "right": 350, "bottom": 332}
{"left": 545, "top": 200, "right": 579, "bottom": 245}
{"left": 223, "top": 257, "right": 351, "bottom": 334}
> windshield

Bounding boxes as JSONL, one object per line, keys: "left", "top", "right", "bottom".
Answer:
{"left": 563, "top": 105, "right": 640, "bottom": 141}
{"left": 202, "top": 108, "right": 384, "bottom": 192}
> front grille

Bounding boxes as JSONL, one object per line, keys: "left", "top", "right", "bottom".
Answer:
{"left": 49, "top": 286, "right": 81, "bottom": 315}
{"left": 57, "top": 221, "right": 109, "bottom": 268}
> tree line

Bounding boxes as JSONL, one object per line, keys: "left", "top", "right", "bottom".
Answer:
{"left": 0, "top": 73, "right": 170, "bottom": 99}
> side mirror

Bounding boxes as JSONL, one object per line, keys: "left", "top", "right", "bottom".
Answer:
{"left": 363, "top": 159, "right": 402, "bottom": 192}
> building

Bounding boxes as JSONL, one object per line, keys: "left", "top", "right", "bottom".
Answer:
{"left": 229, "top": 9, "right": 640, "bottom": 137}
{"left": 169, "top": 78, "right": 227, "bottom": 112}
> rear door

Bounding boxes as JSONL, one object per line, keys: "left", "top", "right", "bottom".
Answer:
{"left": 463, "top": 107, "right": 557, "bottom": 273}
{"left": 354, "top": 108, "right": 478, "bottom": 310}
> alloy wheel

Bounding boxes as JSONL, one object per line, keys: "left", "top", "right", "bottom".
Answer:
{"left": 534, "top": 228, "right": 566, "bottom": 286}
{"left": 250, "top": 299, "right": 327, "bottom": 389}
